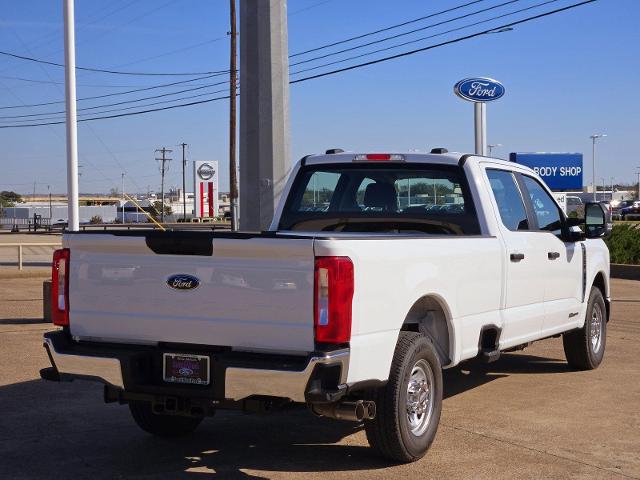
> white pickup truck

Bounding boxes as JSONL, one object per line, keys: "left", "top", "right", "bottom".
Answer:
{"left": 41, "top": 150, "right": 611, "bottom": 462}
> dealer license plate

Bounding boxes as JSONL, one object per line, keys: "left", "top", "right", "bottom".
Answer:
{"left": 163, "top": 353, "right": 210, "bottom": 385}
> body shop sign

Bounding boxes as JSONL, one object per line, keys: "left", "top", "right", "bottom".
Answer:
{"left": 510, "top": 153, "right": 583, "bottom": 190}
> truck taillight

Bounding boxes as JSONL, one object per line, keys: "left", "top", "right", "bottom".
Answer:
{"left": 51, "top": 248, "right": 70, "bottom": 326}
{"left": 314, "top": 257, "right": 354, "bottom": 344}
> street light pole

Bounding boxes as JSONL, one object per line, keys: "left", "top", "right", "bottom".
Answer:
{"left": 488, "top": 143, "right": 502, "bottom": 157}
{"left": 180, "top": 142, "right": 187, "bottom": 222}
{"left": 121, "top": 173, "right": 125, "bottom": 223}
{"left": 590, "top": 134, "right": 607, "bottom": 201}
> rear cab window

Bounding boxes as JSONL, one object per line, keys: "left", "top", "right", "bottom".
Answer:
{"left": 279, "top": 163, "right": 480, "bottom": 235}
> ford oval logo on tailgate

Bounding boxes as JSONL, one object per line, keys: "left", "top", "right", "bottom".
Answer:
{"left": 167, "top": 274, "right": 200, "bottom": 291}
{"left": 454, "top": 77, "right": 505, "bottom": 102}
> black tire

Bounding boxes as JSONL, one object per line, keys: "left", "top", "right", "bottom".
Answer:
{"left": 563, "top": 286, "right": 607, "bottom": 370}
{"left": 365, "top": 332, "right": 443, "bottom": 463}
{"left": 129, "top": 401, "right": 203, "bottom": 437}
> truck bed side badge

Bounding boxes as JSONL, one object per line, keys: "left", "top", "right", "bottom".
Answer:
{"left": 167, "top": 274, "right": 200, "bottom": 291}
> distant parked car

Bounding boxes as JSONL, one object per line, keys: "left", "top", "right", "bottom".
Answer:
{"left": 614, "top": 200, "right": 635, "bottom": 212}
{"left": 566, "top": 195, "right": 583, "bottom": 215}
{"left": 620, "top": 201, "right": 640, "bottom": 219}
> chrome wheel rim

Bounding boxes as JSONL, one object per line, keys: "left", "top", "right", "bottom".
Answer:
{"left": 590, "top": 302, "right": 604, "bottom": 353}
{"left": 406, "top": 359, "right": 435, "bottom": 437}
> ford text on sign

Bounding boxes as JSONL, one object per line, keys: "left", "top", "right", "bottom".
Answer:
{"left": 454, "top": 77, "right": 505, "bottom": 102}
{"left": 509, "top": 153, "right": 583, "bottom": 190}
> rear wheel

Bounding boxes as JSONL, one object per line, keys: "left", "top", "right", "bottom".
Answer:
{"left": 129, "top": 401, "right": 203, "bottom": 437}
{"left": 563, "top": 286, "right": 607, "bottom": 370}
{"left": 365, "top": 332, "right": 443, "bottom": 462}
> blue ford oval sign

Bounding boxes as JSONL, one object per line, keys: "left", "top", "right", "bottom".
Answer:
{"left": 167, "top": 274, "right": 200, "bottom": 291}
{"left": 454, "top": 77, "right": 505, "bottom": 102}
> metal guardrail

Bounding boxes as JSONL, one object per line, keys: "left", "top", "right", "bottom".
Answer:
{"left": 0, "top": 217, "right": 52, "bottom": 232}
{"left": 0, "top": 243, "right": 61, "bottom": 270}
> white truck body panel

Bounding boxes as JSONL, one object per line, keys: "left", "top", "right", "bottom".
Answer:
{"left": 49, "top": 152, "right": 610, "bottom": 402}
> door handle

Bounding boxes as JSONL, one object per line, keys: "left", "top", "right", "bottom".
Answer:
{"left": 510, "top": 252, "right": 525, "bottom": 262}
{"left": 548, "top": 251, "right": 560, "bottom": 260}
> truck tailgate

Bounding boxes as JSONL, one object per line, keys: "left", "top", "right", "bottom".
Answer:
{"left": 66, "top": 233, "right": 316, "bottom": 353}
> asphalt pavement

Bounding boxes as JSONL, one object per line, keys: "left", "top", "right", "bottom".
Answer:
{"left": 0, "top": 277, "right": 638, "bottom": 479}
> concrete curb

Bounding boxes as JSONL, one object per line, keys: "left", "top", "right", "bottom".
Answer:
{"left": 611, "top": 264, "right": 640, "bottom": 281}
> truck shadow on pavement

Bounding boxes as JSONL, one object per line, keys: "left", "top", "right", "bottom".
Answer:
{"left": 444, "top": 352, "right": 571, "bottom": 399}
{"left": 0, "top": 351, "right": 571, "bottom": 478}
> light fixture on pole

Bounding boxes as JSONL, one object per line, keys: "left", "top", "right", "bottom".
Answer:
{"left": 488, "top": 143, "right": 502, "bottom": 156}
{"left": 589, "top": 134, "right": 607, "bottom": 201}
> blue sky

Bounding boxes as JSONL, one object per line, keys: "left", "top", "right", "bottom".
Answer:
{"left": 0, "top": 0, "right": 638, "bottom": 195}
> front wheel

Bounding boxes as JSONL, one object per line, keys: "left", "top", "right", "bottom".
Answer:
{"left": 563, "top": 286, "right": 607, "bottom": 370}
{"left": 129, "top": 401, "right": 203, "bottom": 437}
{"left": 365, "top": 332, "right": 443, "bottom": 462}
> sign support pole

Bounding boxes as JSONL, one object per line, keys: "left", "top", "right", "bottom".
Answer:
{"left": 474, "top": 102, "right": 487, "bottom": 156}
{"left": 63, "top": 0, "right": 79, "bottom": 231}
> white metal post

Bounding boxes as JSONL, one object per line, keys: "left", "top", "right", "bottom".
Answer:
{"left": 474, "top": 102, "right": 487, "bottom": 156}
{"left": 18, "top": 245, "right": 23, "bottom": 271}
{"left": 592, "top": 137, "right": 596, "bottom": 202}
{"left": 63, "top": 0, "right": 79, "bottom": 231}
{"left": 121, "top": 173, "right": 125, "bottom": 223}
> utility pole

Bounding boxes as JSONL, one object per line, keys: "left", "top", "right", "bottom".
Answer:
{"left": 33, "top": 181, "right": 36, "bottom": 202}
{"left": 121, "top": 173, "right": 125, "bottom": 224}
{"left": 239, "top": 0, "right": 291, "bottom": 230}
{"left": 636, "top": 167, "right": 640, "bottom": 200}
{"left": 180, "top": 142, "right": 188, "bottom": 222}
{"left": 48, "top": 185, "right": 52, "bottom": 220}
{"left": 229, "top": 0, "right": 239, "bottom": 230}
{"left": 155, "top": 148, "right": 172, "bottom": 222}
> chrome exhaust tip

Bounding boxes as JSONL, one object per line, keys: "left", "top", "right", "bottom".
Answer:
{"left": 311, "top": 400, "right": 376, "bottom": 422}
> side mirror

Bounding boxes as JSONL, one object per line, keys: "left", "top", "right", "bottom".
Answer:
{"left": 584, "top": 202, "right": 612, "bottom": 239}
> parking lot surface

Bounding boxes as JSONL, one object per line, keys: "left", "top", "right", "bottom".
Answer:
{"left": 0, "top": 278, "right": 638, "bottom": 479}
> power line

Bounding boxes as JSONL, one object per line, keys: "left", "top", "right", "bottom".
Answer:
{"left": 290, "top": 0, "right": 560, "bottom": 76}
{"left": 0, "top": 1, "right": 597, "bottom": 129}
{"left": 0, "top": 49, "right": 230, "bottom": 77}
{"left": 290, "top": 0, "right": 522, "bottom": 68}
{"left": 0, "top": 81, "right": 230, "bottom": 119}
{"left": 1, "top": 86, "right": 233, "bottom": 124}
{"left": 0, "top": 1, "right": 504, "bottom": 109}
{"left": 289, "top": 0, "right": 597, "bottom": 84}
{"left": 289, "top": 0, "right": 488, "bottom": 57}
{"left": 0, "top": 74, "right": 227, "bottom": 110}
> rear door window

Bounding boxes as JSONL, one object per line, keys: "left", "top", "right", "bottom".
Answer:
{"left": 520, "top": 175, "right": 563, "bottom": 235}
{"left": 486, "top": 169, "right": 529, "bottom": 231}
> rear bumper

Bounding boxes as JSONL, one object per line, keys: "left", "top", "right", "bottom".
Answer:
{"left": 42, "top": 331, "right": 349, "bottom": 403}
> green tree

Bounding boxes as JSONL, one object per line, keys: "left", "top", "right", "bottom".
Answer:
{"left": 0, "top": 191, "right": 23, "bottom": 207}
{"left": 150, "top": 201, "right": 172, "bottom": 220}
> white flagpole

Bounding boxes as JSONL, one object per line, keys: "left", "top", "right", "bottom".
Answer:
{"left": 63, "top": 0, "right": 79, "bottom": 231}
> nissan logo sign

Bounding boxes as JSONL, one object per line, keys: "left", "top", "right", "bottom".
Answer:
{"left": 197, "top": 163, "right": 215, "bottom": 180}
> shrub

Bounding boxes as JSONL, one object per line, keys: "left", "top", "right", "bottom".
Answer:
{"left": 605, "top": 224, "right": 640, "bottom": 265}
{"left": 89, "top": 215, "right": 103, "bottom": 224}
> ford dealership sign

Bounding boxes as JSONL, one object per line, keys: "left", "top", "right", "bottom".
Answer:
{"left": 454, "top": 77, "right": 505, "bottom": 102}
{"left": 510, "top": 152, "right": 583, "bottom": 190}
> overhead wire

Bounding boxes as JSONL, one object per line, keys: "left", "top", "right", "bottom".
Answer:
{"left": 0, "top": 0, "right": 598, "bottom": 129}
{"left": 289, "top": 0, "right": 560, "bottom": 76}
